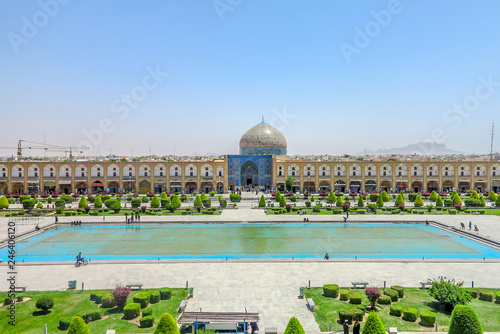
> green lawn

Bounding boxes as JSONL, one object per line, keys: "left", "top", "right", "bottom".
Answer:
{"left": 305, "top": 287, "right": 500, "bottom": 332}
{"left": 0, "top": 288, "right": 188, "bottom": 334}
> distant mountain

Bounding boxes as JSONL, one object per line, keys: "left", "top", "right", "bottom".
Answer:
{"left": 362, "top": 142, "right": 465, "bottom": 156}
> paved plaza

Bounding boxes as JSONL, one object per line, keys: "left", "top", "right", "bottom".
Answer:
{"left": 1, "top": 195, "right": 500, "bottom": 332}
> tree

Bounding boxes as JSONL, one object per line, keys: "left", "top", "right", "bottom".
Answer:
{"left": 381, "top": 190, "right": 390, "bottom": 202}
{"left": 479, "top": 196, "right": 486, "bottom": 207}
{"left": 284, "top": 317, "right": 305, "bottom": 334}
{"left": 285, "top": 177, "right": 294, "bottom": 192}
{"left": 150, "top": 194, "right": 160, "bottom": 208}
{"left": 200, "top": 193, "right": 207, "bottom": 201}
{"left": 0, "top": 196, "right": 9, "bottom": 209}
{"left": 326, "top": 191, "right": 337, "bottom": 204}
{"left": 448, "top": 305, "right": 483, "bottom": 334}
{"left": 357, "top": 196, "right": 364, "bottom": 207}
{"left": 429, "top": 190, "right": 438, "bottom": 202}
{"left": 171, "top": 195, "right": 181, "bottom": 209}
{"left": 452, "top": 193, "right": 462, "bottom": 205}
{"left": 194, "top": 195, "right": 203, "bottom": 207}
{"left": 365, "top": 288, "right": 382, "bottom": 310}
{"left": 154, "top": 313, "right": 180, "bottom": 334}
{"left": 376, "top": 195, "right": 384, "bottom": 208}
{"left": 113, "top": 285, "right": 131, "bottom": 311}
{"left": 395, "top": 193, "right": 404, "bottom": 206}
{"left": 362, "top": 311, "right": 385, "bottom": 334}
{"left": 258, "top": 195, "right": 266, "bottom": 207}
{"left": 66, "top": 316, "right": 92, "bottom": 334}
{"left": 470, "top": 190, "right": 479, "bottom": 199}
{"left": 22, "top": 199, "right": 37, "bottom": 210}
{"left": 336, "top": 196, "right": 344, "bottom": 207}
{"left": 110, "top": 201, "right": 121, "bottom": 213}
{"left": 94, "top": 196, "right": 103, "bottom": 208}
{"left": 414, "top": 194, "right": 424, "bottom": 207}
{"left": 428, "top": 276, "right": 472, "bottom": 311}
{"left": 436, "top": 196, "right": 443, "bottom": 207}
{"left": 78, "top": 196, "right": 88, "bottom": 208}
{"left": 279, "top": 195, "right": 286, "bottom": 207}
{"left": 276, "top": 190, "right": 282, "bottom": 202}
{"left": 487, "top": 191, "right": 497, "bottom": 202}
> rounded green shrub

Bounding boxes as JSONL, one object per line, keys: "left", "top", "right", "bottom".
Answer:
{"left": 150, "top": 291, "right": 160, "bottom": 304}
{"left": 101, "top": 294, "right": 115, "bottom": 308}
{"left": 349, "top": 293, "right": 362, "bottom": 304}
{"left": 323, "top": 284, "right": 339, "bottom": 298}
{"left": 479, "top": 291, "right": 494, "bottom": 302}
{"left": 4, "top": 297, "right": 13, "bottom": 305}
{"left": 390, "top": 286, "right": 404, "bottom": 298}
{"left": 66, "top": 316, "right": 91, "bottom": 334}
{"left": 79, "top": 311, "right": 102, "bottom": 323}
{"left": 59, "top": 319, "right": 70, "bottom": 330}
{"left": 420, "top": 310, "right": 436, "bottom": 326}
{"left": 154, "top": 313, "right": 181, "bottom": 334}
{"left": 377, "top": 295, "right": 391, "bottom": 305}
{"left": 384, "top": 288, "right": 398, "bottom": 302}
{"left": 133, "top": 292, "right": 151, "bottom": 308}
{"left": 339, "top": 291, "right": 349, "bottom": 301}
{"left": 142, "top": 307, "right": 153, "bottom": 317}
{"left": 160, "top": 289, "right": 172, "bottom": 300}
{"left": 389, "top": 305, "right": 402, "bottom": 317}
{"left": 448, "top": 305, "right": 483, "bottom": 334}
{"left": 339, "top": 309, "right": 364, "bottom": 324}
{"left": 90, "top": 292, "right": 103, "bottom": 304}
{"left": 36, "top": 297, "right": 54, "bottom": 311}
{"left": 284, "top": 316, "right": 305, "bottom": 334}
{"left": 124, "top": 303, "right": 141, "bottom": 320}
{"left": 402, "top": 307, "right": 418, "bottom": 322}
{"left": 141, "top": 315, "right": 155, "bottom": 328}
{"left": 356, "top": 304, "right": 366, "bottom": 313}
{"left": 362, "top": 311, "right": 385, "bottom": 334}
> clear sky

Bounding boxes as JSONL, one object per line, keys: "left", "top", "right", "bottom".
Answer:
{"left": 1, "top": 0, "right": 500, "bottom": 157}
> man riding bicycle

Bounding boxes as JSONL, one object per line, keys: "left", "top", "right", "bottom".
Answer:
{"left": 76, "top": 252, "right": 83, "bottom": 264}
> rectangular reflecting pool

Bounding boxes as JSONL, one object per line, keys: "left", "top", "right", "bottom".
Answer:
{"left": 3, "top": 223, "right": 500, "bottom": 261}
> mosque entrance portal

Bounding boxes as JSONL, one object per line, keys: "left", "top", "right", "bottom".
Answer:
{"left": 241, "top": 161, "right": 259, "bottom": 187}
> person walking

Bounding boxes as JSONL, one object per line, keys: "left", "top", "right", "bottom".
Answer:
{"left": 353, "top": 320, "right": 360, "bottom": 334}
{"left": 343, "top": 319, "right": 349, "bottom": 334}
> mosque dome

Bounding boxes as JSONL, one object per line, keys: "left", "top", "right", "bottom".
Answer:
{"left": 239, "top": 119, "right": 287, "bottom": 155}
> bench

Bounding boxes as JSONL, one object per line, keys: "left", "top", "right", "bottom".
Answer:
{"left": 351, "top": 282, "right": 369, "bottom": 289}
{"left": 388, "top": 327, "right": 398, "bottom": 334}
{"left": 14, "top": 286, "right": 27, "bottom": 293}
{"left": 179, "top": 299, "right": 187, "bottom": 312}
{"left": 126, "top": 283, "right": 143, "bottom": 290}
{"left": 420, "top": 281, "right": 432, "bottom": 289}
{"left": 265, "top": 328, "right": 278, "bottom": 334}
{"left": 306, "top": 298, "right": 315, "bottom": 311}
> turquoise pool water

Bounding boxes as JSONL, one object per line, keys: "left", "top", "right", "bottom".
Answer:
{"left": 3, "top": 223, "right": 500, "bottom": 261}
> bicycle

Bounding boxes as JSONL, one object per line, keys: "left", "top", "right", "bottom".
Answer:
{"left": 75, "top": 259, "right": 88, "bottom": 267}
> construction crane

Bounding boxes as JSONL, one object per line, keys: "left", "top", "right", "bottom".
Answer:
{"left": 0, "top": 140, "right": 89, "bottom": 161}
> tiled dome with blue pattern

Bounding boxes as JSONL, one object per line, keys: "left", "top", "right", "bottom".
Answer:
{"left": 239, "top": 120, "right": 287, "bottom": 155}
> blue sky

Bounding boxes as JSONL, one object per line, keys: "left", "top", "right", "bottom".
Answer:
{"left": 1, "top": 0, "right": 499, "bottom": 157}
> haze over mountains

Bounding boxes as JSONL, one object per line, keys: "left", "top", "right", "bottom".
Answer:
{"left": 362, "top": 142, "right": 466, "bottom": 156}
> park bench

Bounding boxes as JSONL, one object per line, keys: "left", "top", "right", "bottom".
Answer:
{"left": 420, "top": 281, "right": 432, "bottom": 289}
{"left": 265, "top": 328, "right": 278, "bottom": 334}
{"left": 14, "top": 286, "right": 27, "bottom": 293}
{"left": 351, "top": 282, "right": 369, "bottom": 289}
{"left": 126, "top": 283, "right": 143, "bottom": 290}
{"left": 389, "top": 327, "right": 398, "bottom": 334}
{"left": 179, "top": 299, "right": 188, "bottom": 312}
{"left": 306, "top": 298, "right": 315, "bottom": 311}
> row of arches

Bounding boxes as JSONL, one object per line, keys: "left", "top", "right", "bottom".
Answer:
{"left": 276, "top": 163, "right": 498, "bottom": 178}
{"left": 0, "top": 164, "right": 224, "bottom": 179}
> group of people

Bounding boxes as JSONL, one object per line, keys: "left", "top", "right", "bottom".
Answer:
{"left": 71, "top": 221, "right": 82, "bottom": 225}
{"left": 459, "top": 221, "right": 479, "bottom": 231}
{"left": 125, "top": 212, "right": 141, "bottom": 224}
{"left": 343, "top": 319, "right": 360, "bottom": 334}
{"left": 303, "top": 218, "right": 310, "bottom": 222}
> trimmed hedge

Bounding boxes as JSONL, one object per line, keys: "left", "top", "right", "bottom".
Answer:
{"left": 338, "top": 309, "right": 364, "bottom": 324}
{"left": 403, "top": 307, "right": 418, "bottom": 322}
{"left": 133, "top": 292, "right": 151, "bottom": 308}
{"left": 448, "top": 305, "right": 483, "bottom": 334}
{"left": 384, "top": 288, "right": 399, "bottom": 302}
{"left": 142, "top": 307, "right": 153, "bottom": 317}
{"left": 160, "top": 289, "right": 172, "bottom": 300}
{"left": 36, "top": 297, "right": 54, "bottom": 311}
{"left": 59, "top": 319, "right": 70, "bottom": 330}
{"left": 420, "top": 310, "right": 436, "bottom": 326}
{"left": 389, "top": 305, "right": 402, "bottom": 317}
{"left": 90, "top": 292, "right": 103, "bottom": 304}
{"left": 467, "top": 288, "right": 480, "bottom": 299}
{"left": 356, "top": 304, "right": 366, "bottom": 313}
{"left": 349, "top": 293, "right": 362, "bottom": 304}
{"left": 101, "top": 294, "right": 115, "bottom": 308}
{"left": 479, "top": 291, "right": 494, "bottom": 302}
{"left": 140, "top": 315, "right": 155, "bottom": 328}
{"left": 390, "top": 285, "right": 405, "bottom": 298}
{"left": 496, "top": 292, "right": 500, "bottom": 304}
{"left": 339, "top": 291, "right": 349, "bottom": 301}
{"left": 323, "top": 284, "right": 339, "bottom": 298}
{"left": 377, "top": 295, "right": 391, "bottom": 305}
{"left": 124, "top": 303, "right": 141, "bottom": 320}
{"left": 79, "top": 311, "right": 102, "bottom": 323}
{"left": 150, "top": 291, "right": 160, "bottom": 304}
